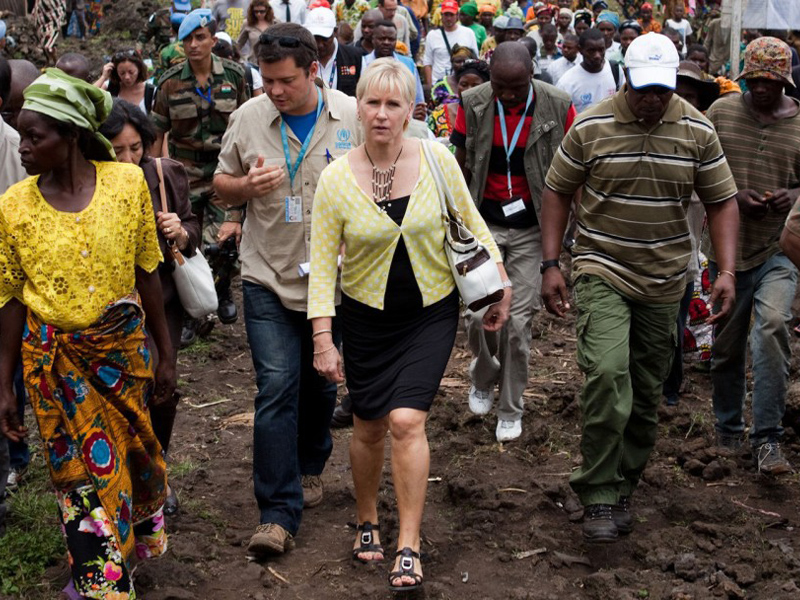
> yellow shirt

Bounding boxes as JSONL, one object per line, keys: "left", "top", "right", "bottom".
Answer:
{"left": 0, "top": 161, "right": 162, "bottom": 331}
{"left": 308, "top": 141, "right": 502, "bottom": 319}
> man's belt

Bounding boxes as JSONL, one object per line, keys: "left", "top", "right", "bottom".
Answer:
{"left": 169, "top": 145, "right": 220, "bottom": 163}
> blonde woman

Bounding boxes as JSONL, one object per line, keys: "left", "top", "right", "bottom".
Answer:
{"left": 307, "top": 58, "right": 512, "bottom": 592}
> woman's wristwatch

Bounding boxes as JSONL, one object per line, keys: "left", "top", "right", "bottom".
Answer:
{"left": 502, "top": 279, "right": 513, "bottom": 289}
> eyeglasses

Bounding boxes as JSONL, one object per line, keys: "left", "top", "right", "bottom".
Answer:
{"left": 258, "top": 33, "right": 317, "bottom": 52}
{"left": 253, "top": 8, "right": 267, "bottom": 14}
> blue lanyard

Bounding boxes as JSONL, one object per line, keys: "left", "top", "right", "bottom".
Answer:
{"left": 280, "top": 88, "right": 324, "bottom": 192}
{"left": 496, "top": 85, "right": 533, "bottom": 197}
{"left": 327, "top": 60, "right": 337, "bottom": 88}
{"left": 194, "top": 86, "right": 215, "bottom": 106}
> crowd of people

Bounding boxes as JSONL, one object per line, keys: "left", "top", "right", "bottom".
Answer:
{"left": 1, "top": 0, "right": 800, "bottom": 598}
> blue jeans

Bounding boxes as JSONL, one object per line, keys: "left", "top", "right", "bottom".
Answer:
{"left": 9, "top": 362, "right": 29, "bottom": 470}
{"left": 243, "top": 281, "right": 339, "bottom": 535}
{"left": 710, "top": 253, "right": 798, "bottom": 447}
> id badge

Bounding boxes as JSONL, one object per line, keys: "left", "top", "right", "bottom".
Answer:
{"left": 285, "top": 196, "right": 303, "bottom": 223}
{"left": 502, "top": 196, "right": 526, "bottom": 217}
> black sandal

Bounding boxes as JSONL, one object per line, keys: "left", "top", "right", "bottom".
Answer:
{"left": 388, "top": 547, "right": 423, "bottom": 592}
{"left": 350, "top": 521, "right": 385, "bottom": 563}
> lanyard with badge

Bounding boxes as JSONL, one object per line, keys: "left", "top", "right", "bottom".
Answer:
{"left": 280, "top": 87, "right": 323, "bottom": 223}
{"left": 496, "top": 85, "right": 533, "bottom": 218}
{"left": 327, "top": 60, "right": 337, "bottom": 88}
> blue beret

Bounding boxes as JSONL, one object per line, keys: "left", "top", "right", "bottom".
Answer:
{"left": 171, "top": 11, "right": 187, "bottom": 27}
{"left": 0, "top": 20, "right": 6, "bottom": 40}
{"left": 173, "top": 0, "right": 192, "bottom": 12}
{"left": 178, "top": 9, "right": 215, "bottom": 41}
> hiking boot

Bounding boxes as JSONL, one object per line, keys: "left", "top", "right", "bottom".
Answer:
{"left": 247, "top": 523, "right": 295, "bottom": 557}
{"left": 216, "top": 285, "right": 238, "bottom": 325}
{"left": 754, "top": 442, "right": 794, "bottom": 476}
{"left": 582, "top": 504, "right": 618, "bottom": 543}
{"left": 468, "top": 386, "right": 494, "bottom": 416}
{"left": 715, "top": 432, "right": 745, "bottom": 458}
{"left": 330, "top": 395, "right": 353, "bottom": 429}
{"left": 496, "top": 418, "right": 522, "bottom": 442}
{"left": 302, "top": 475, "right": 323, "bottom": 508}
{"left": 180, "top": 318, "right": 198, "bottom": 348}
{"left": 611, "top": 496, "right": 633, "bottom": 535}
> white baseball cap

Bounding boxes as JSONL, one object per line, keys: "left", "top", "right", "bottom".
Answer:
{"left": 305, "top": 7, "right": 337, "bottom": 38}
{"left": 624, "top": 32, "right": 680, "bottom": 90}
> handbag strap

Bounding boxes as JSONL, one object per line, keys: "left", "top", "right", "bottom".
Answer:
{"left": 155, "top": 158, "right": 185, "bottom": 266}
{"left": 421, "top": 140, "right": 464, "bottom": 225}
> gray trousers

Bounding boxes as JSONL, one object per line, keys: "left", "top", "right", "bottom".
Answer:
{"left": 465, "top": 223, "right": 542, "bottom": 421}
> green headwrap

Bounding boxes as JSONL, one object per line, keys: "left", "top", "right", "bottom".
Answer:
{"left": 22, "top": 68, "right": 115, "bottom": 160}
{"left": 460, "top": 1, "right": 479, "bottom": 17}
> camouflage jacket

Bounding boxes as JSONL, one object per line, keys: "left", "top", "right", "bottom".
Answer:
{"left": 151, "top": 55, "right": 250, "bottom": 199}
{"left": 138, "top": 8, "right": 174, "bottom": 56}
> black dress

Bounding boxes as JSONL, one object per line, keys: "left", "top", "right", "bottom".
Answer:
{"left": 341, "top": 195, "right": 460, "bottom": 421}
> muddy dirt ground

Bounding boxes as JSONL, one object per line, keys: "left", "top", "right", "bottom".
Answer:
{"left": 1, "top": 4, "right": 798, "bottom": 599}
{"left": 28, "top": 280, "right": 800, "bottom": 600}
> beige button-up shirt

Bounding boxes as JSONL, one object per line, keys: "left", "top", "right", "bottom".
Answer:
{"left": 215, "top": 84, "right": 362, "bottom": 312}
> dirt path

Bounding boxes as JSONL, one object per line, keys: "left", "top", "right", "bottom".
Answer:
{"left": 111, "top": 283, "right": 800, "bottom": 600}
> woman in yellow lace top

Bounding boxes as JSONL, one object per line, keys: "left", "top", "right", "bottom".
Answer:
{"left": 0, "top": 69, "right": 174, "bottom": 600}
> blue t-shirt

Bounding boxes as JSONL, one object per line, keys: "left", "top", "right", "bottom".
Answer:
{"left": 282, "top": 109, "right": 317, "bottom": 142}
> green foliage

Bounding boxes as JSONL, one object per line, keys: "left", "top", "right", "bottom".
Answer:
{"left": 0, "top": 456, "right": 65, "bottom": 597}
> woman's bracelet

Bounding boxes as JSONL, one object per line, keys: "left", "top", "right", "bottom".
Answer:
{"left": 718, "top": 270, "right": 737, "bottom": 283}
{"left": 313, "top": 345, "right": 337, "bottom": 355}
{"left": 312, "top": 329, "right": 333, "bottom": 339}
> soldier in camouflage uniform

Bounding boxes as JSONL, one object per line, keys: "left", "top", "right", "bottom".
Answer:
{"left": 152, "top": 8, "right": 250, "bottom": 338}
{"left": 137, "top": 0, "right": 192, "bottom": 61}
{"left": 153, "top": 14, "right": 188, "bottom": 82}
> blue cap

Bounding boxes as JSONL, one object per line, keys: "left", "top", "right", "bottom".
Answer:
{"left": 178, "top": 9, "right": 214, "bottom": 41}
{"left": 170, "top": 11, "right": 187, "bottom": 27}
{"left": 173, "top": 0, "right": 192, "bottom": 12}
{"left": 0, "top": 20, "right": 6, "bottom": 40}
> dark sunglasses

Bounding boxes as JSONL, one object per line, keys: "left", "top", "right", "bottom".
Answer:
{"left": 258, "top": 33, "right": 316, "bottom": 51}
{"left": 635, "top": 85, "right": 673, "bottom": 96}
{"left": 113, "top": 49, "right": 138, "bottom": 60}
{"left": 253, "top": 8, "right": 267, "bottom": 13}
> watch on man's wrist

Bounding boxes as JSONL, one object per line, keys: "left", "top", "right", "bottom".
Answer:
{"left": 540, "top": 259, "right": 560, "bottom": 274}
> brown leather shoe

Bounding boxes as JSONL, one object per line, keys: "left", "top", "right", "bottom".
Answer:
{"left": 302, "top": 475, "right": 323, "bottom": 508}
{"left": 247, "top": 523, "right": 295, "bottom": 557}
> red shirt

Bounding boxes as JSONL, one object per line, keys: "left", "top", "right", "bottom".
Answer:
{"left": 451, "top": 90, "right": 576, "bottom": 227}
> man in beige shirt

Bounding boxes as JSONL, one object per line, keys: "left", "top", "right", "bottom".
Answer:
{"left": 213, "top": 22, "right": 361, "bottom": 560}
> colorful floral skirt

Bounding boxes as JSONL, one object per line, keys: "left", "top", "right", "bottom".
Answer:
{"left": 21, "top": 297, "right": 168, "bottom": 598}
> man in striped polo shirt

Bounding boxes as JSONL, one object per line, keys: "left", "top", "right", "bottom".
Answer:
{"left": 540, "top": 33, "right": 739, "bottom": 543}
{"left": 706, "top": 37, "right": 800, "bottom": 477}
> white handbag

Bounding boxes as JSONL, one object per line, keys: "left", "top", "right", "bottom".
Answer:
{"left": 155, "top": 158, "right": 219, "bottom": 319}
{"left": 421, "top": 142, "right": 505, "bottom": 312}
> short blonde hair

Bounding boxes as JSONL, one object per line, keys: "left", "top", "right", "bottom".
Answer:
{"left": 356, "top": 57, "right": 415, "bottom": 105}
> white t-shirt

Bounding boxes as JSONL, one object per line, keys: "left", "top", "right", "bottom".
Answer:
{"left": 666, "top": 18, "right": 693, "bottom": 47}
{"left": 547, "top": 54, "right": 582, "bottom": 84}
{"left": 422, "top": 25, "right": 479, "bottom": 83}
{"left": 556, "top": 60, "right": 620, "bottom": 113}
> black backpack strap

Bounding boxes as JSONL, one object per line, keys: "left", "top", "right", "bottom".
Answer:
{"left": 244, "top": 65, "right": 254, "bottom": 96}
{"left": 442, "top": 28, "right": 452, "bottom": 55}
{"left": 144, "top": 82, "right": 155, "bottom": 114}
{"left": 611, "top": 60, "right": 620, "bottom": 87}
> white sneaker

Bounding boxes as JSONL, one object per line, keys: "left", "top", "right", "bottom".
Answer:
{"left": 468, "top": 386, "right": 494, "bottom": 415}
{"left": 496, "top": 418, "right": 522, "bottom": 442}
